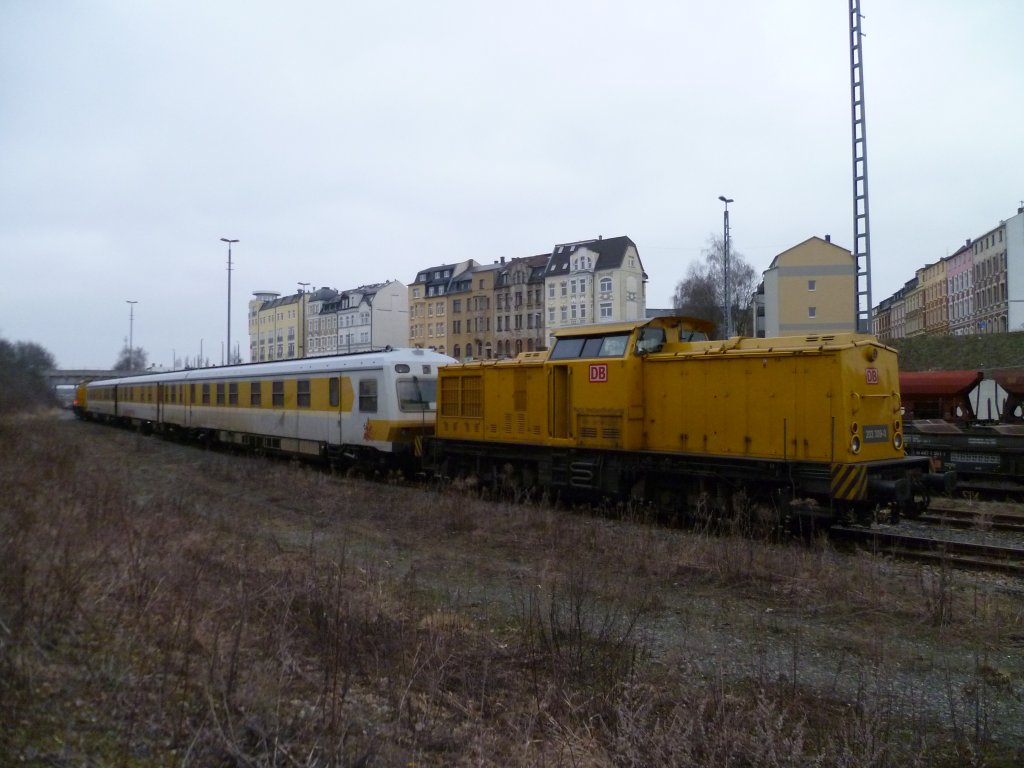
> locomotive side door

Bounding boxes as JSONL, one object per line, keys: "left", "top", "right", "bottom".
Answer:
{"left": 550, "top": 365, "right": 571, "bottom": 439}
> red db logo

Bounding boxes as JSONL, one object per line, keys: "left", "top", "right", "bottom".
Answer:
{"left": 865, "top": 368, "right": 879, "bottom": 385}
{"left": 589, "top": 364, "right": 608, "bottom": 383}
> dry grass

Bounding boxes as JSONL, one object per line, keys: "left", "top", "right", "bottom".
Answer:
{"left": 2, "top": 414, "right": 1023, "bottom": 766}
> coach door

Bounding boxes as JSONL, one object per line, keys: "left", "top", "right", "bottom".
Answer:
{"left": 330, "top": 376, "right": 343, "bottom": 443}
{"left": 157, "top": 384, "right": 164, "bottom": 424}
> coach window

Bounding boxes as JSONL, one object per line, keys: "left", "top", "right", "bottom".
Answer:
{"left": 250, "top": 381, "right": 262, "bottom": 407}
{"left": 272, "top": 381, "right": 284, "bottom": 407}
{"left": 297, "top": 379, "right": 311, "bottom": 408}
{"left": 216, "top": 383, "right": 225, "bottom": 405}
{"left": 329, "top": 378, "right": 340, "bottom": 408}
{"left": 202, "top": 384, "right": 210, "bottom": 405}
{"left": 229, "top": 382, "right": 239, "bottom": 406}
{"left": 359, "top": 379, "right": 378, "bottom": 413}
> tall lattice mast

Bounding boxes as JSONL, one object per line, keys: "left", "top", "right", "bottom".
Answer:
{"left": 849, "top": 0, "right": 872, "bottom": 332}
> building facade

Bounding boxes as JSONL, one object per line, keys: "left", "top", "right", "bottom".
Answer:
{"left": 249, "top": 291, "right": 306, "bottom": 362}
{"left": 903, "top": 271, "right": 926, "bottom": 338}
{"left": 760, "top": 236, "right": 857, "bottom": 337}
{"left": 307, "top": 281, "right": 408, "bottom": 356}
{"left": 946, "top": 242, "right": 974, "bottom": 336}
{"left": 493, "top": 254, "right": 548, "bottom": 357}
{"left": 872, "top": 205, "right": 1024, "bottom": 339}
{"left": 408, "top": 260, "right": 476, "bottom": 355}
{"left": 541, "top": 236, "right": 647, "bottom": 348}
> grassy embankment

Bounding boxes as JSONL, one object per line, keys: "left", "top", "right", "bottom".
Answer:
{"left": 2, "top": 414, "right": 1023, "bottom": 766}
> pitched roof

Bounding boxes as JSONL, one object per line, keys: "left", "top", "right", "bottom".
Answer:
{"left": 542, "top": 236, "right": 640, "bottom": 278}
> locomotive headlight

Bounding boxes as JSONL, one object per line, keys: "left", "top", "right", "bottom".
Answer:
{"left": 850, "top": 435, "right": 861, "bottom": 454}
{"left": 893, "top": 432, "right": 903, "bottom": 450}
{"left": 850, "top": 421, "right": 859, "bottom": 435}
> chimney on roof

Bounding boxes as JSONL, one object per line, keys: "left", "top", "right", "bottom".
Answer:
{"left": 501, "top": 256, "right": 505, "bottom": 264}
{"left": 825, "top": 234, "right": 831, "bottom": 243}
{"left": 966, "top": 238, "right": 972, "bottom": 246}
{"left": 598, "top": 235, "right": 602, "bottom": 240}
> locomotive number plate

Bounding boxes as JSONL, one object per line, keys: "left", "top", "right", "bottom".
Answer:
{"left": 589, "top": 364, "right": 608, "bottom": 383}
{"left": 865, "top": 367, "right": 879, "bottom": 384}
{"left": 863, "top": 424, "right": 889, "bottom": 443}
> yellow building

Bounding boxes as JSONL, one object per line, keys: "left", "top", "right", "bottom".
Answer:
{"left": 448, "top": 263, "right": 501, "bottom": 360}
{"left": 249, "top": 291, "right": 307, "bottom": 362}
{"left": 920, "top": 260, "right": 948, "bottom": 336}
{"left": 760, "top": 236, "right": 856, "bottom": 336}
{"left": 408, "top": 260, "right": 476, "bottom": 354}
{"left": 904, "top": 270, "right": 926, "bottom": 337}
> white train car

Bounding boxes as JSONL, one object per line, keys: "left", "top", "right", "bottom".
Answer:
{"left": 78, "top": 348, "right": 455, "bottom": 468}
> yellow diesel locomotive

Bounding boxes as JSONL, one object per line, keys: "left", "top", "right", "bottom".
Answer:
{"left": 76, "top": 347, "right": 455, "bottom": 470}
{"left": 428, "top": 316, "right": 951, "bottom": 524}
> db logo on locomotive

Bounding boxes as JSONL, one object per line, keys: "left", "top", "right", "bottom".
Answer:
{"left": 589, "top": 364, "right": 608, "bottom": 383}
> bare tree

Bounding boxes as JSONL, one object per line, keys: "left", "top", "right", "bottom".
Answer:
{"left": 672, "top": 235, "right": 758, "bottom": 339}
{"left": 114, "top": 340, "right": 148, "bottom": 372}
{"left": 0, "top": 337, "right": 57, "bottom": 413}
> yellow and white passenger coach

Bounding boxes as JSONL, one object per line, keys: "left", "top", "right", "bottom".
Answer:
{"left": 76, "top": 347, "right": 455, "bottom": 470}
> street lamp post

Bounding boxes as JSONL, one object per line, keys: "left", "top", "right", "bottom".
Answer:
{"left": 126, "top": 300, "right": 138, "bottom": 371}
{"left": 718, "top": 196, "right": 734, "bottom": 339}
{"left": 220, "top": 238, "right": 239, "bottom": 364}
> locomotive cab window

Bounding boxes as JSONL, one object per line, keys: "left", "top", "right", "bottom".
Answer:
{"left": 550, "top": 333, "right": 630, "bottom": 360}
{"left": 397, "top": 376, "right": 437, "bottom": 412}
{"left": 635, "top": 327, "right": 665, "bottom": 354}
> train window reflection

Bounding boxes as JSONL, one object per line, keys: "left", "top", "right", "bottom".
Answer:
{"left": 550, "top": 334, "right": 630, "bottom": 360}
{"left": 398, "top": 377, "right": 437, "bottom": 412}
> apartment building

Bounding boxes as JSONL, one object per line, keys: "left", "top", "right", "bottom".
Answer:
{"left": 921, "top": 259, "right": 948, "bottom": 336}
{"left": 872, "top": 205, "right": 1024, "bottom": 338}
{"left": 493, "top": 253, "right": 548, "bottom": 357}
{"left": 759, "top": 236, "right": 857, "bottom": 336}
{"left": 973, "top": 222, "right": 1009, "bottom": 334}
{"left": 249, "top": 291, "right": 306, "bottom": 362}
{"left": 408, "top": 260, "right": 476, "bottom": 354}
{"left": 946, "top": 242, "right": 974, "bottom": 336}
{"left": 307, "top": 281, "right": 408, "bottom": 356}
{"left": 447, "top": 263, "right": 502, "bottom": 360}
{"left": 872, "top": 296, "right": 893, "bottom": 342}
{"left": 904, "top": 270, "right": 926, "bottom": 338}
{"left": 542, "top": 236, "right": 647, "bottom": 348}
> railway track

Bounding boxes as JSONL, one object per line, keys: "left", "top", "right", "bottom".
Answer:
{"left": 914, "top": 504, "right": 1024, "bottom": 533}
{"left": 830, "top": 526, "right": 1024, "bottom": 575}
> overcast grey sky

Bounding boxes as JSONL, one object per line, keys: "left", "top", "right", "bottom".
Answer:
{"left": 2, "top": 1, "right": 1021, "bottom": 368}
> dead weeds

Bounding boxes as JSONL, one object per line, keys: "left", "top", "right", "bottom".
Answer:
{"left": 2, "top": 414, "right": 1023, "bottom": 766}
